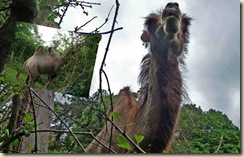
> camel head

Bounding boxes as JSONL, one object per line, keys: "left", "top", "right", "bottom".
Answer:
{"left": 48, "top": 47, "right": 68, "bottom": 65}
{"left": 141, "top": 2, "right": 191, "bottom": 58}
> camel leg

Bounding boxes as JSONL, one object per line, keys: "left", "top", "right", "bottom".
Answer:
{"left": 25, "top": 75, "right": 30, "bottom": 85}
{"left": 45, "top": 73, "right": 57, "bottom": 89}
{"left": 26, "top": 75, "right": 36, "bottom": 87}
{"left": 30, "top": 79, "right": 36, "bottom": 87}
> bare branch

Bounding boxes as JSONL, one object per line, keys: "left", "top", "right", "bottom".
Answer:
{"left": 75, "top": 27, "right": 123, "bottom": 35}
{"left": 91, "top": 5, "right": 114, "bottom": 33}
{"left": 214, "top": 135, "right": 224, "bottom": 153}
{"left": 74, "top": 16, "right": 97, "bottom": 32}
{"left": 27, "top": 87, "right": 38, "bottom": 153}
{"left": 54, "top": 1, "right": 100, "bottom": 9}
{"left": 101, "top": 69, "right": 114, "bottom": 152}
{"left": 76, "top": 1, "right": 101, "bottom": 5}
{"left": 57, "top": 0, "right": 72, "bottom": 26}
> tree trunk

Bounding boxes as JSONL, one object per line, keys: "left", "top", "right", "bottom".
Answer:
{"left": 0, "top": 0, "right": 38, "bottom": 73}
{"left": 18, "top": 89, "right": 54, "bottom": 153}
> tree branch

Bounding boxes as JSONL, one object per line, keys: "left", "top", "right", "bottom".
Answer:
{"left": 75, "top": 27, "right": 123, "bottom": 35}
{"left": 91, "top": 5, "right": 114, "bottom": 33}
{"left": 57, "top": 0, "right": 71, "bottom": 26}
{"left": 0, "top": 129, "right": 117, "bottom": 153}
{"left": 74, "top": 16, "right": 97, "bottom": 32}
{"left": 214, "top": 135, "right": 224, "bottom": 153}
{"left": 28, "top": 87, "right": 38, "bottom": 153}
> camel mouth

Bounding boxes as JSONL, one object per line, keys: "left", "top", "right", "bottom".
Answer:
{"left": 162, "top": 7, "right": 181, "bottom": 21}
{"left": 166, "top": 12, "right": 180, "bottom": 20}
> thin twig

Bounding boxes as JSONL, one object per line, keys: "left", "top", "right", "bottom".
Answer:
{"left": 96, "top": 0, "right": 121, "bottom": 153}
{"left": 74, "top": 16, "right": 97, "bottom": 32}
{"left": 28, "top": 87, "right": 38, "bottom": 153}
{"left": 91, "top": 5, "right": 114, "bottom": 33}
{"left": 214, "top": 135, "right": 224, "bottom": 153}
{"left": 76, "top": 1, "right": 101, "bottom": 5}
{"left": 58, "top": 0, "right": 71, "bottom": 26}
{"left": 54, "top": 1, "right": 100, "bottom": 9}
{"left": 76, "top": 27, "right": 123, "bottom": 35}
{"left": 101, "top": 69, "right": 114, "bottom": 152}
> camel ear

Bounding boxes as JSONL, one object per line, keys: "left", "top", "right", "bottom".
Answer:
{"left": 48, "top": 47, "right": 52, "bottom": 54}
{"left": 141, "top": 30, "right": 150, "bottom": 42}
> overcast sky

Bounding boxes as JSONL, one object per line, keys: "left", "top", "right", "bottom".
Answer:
{"left": 39, "top": 0, "right": 240, "bottom": 127}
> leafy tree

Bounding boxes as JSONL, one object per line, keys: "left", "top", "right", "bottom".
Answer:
{"left": 0, "top": 0, "right": 12, "bottom": 26}
{"left": 49, "top": 32, "right": 101, "bottom": 98}
{"left": 171, "top": 104, "right": 240, "bottom": 153}
{"left": 11, "top": 22, "right": 44, "bottom": 62}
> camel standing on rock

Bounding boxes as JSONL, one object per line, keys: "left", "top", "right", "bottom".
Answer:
{"left": 86, "top": 2, "right": 192, "bottom": 153}
{"left": 16, "top": 46, "right": 69, "bottom": 88}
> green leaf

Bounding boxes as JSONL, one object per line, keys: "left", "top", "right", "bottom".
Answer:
{"left": 4, "top": 129, "right": 10, "bottom": 136}
{"left": 110, "top": 112, "right": 121, "bottom": 121}
{"left": 116, "top": 135, "right": 131, "bottom": 151}
{"left": 11, "top": 139, "right": 19, "bottom": 147}
{"left": 24, "top": 113, "right": 31, "bottom": 122}
{"left": 24, "top": 129, "right": 31, "bottom": 137}
{"left": 0, "top": 135, "right": 9, "bottom": 142}
{"left": 135, "top": 134, "right": 144, "bottom": 145}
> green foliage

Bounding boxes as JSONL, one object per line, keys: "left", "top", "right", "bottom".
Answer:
{"left": 20, "top": 113, "right": 35, "bottom": 138}
{"left": 0, "top": 0, "right": 12, "bottom": 26}
{"left": 11, "top": 139, "right": 19, "bottom": 147}
{"left": 110, "top": 111, "right": 121, "bottom": 121}
{"left": 0, "top": 75, "right": 21, "bottom": 104}
{"left": 171, "top": 104, "right": 240, "bottom": 153}
{"left": 11, "top": 22, "right": 44, "bottom": 62}
{"left": 48, "top": 90, "right": 115, "bottom": 153}
{"left": 23, "top": 112, "right": 31, "bottom": 123}
{"left": 2, "top": 21, "right": 44, "bottom": 93}
{"left": 0, "top": 129, "right": 10, "bottom": 145}
{"left": 135, "top": 135, "right": 144, "bottom": 145}
{"left": 117, "top": 135, "right": 131, "bottom": 151}
{"left": 50, "top": 33, "right": 101, "bottom": 98}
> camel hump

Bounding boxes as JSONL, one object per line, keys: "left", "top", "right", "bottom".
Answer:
{"left": 34, "top": 45, "right": 45, "bottom": 55}
{"left": 120, "top": 86, "right": 131, "bottom": 94}
{"left": 112, "top": 86, "right": 140, "bottom": 112}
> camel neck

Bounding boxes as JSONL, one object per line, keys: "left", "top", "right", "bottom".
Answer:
{"left": 150, "top": 55, "right": 182, "bottom": 106}
{"left": 137, "top": 54, "right": 182, "bottom": 152}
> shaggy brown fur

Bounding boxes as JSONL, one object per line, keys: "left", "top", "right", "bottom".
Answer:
{"left": 86, "top": 2, "right": 191, "bottom": 153}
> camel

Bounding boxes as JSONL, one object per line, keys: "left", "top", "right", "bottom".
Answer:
{"left": 16, "top": 46, "right": 69, "bottom": 88}
{"left": 86, "top": 2, "right": 191, "bottom": 153}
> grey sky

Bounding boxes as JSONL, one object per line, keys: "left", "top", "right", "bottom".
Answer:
{"left": 39, "top": 0, "right": 240, "bottom": 127}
